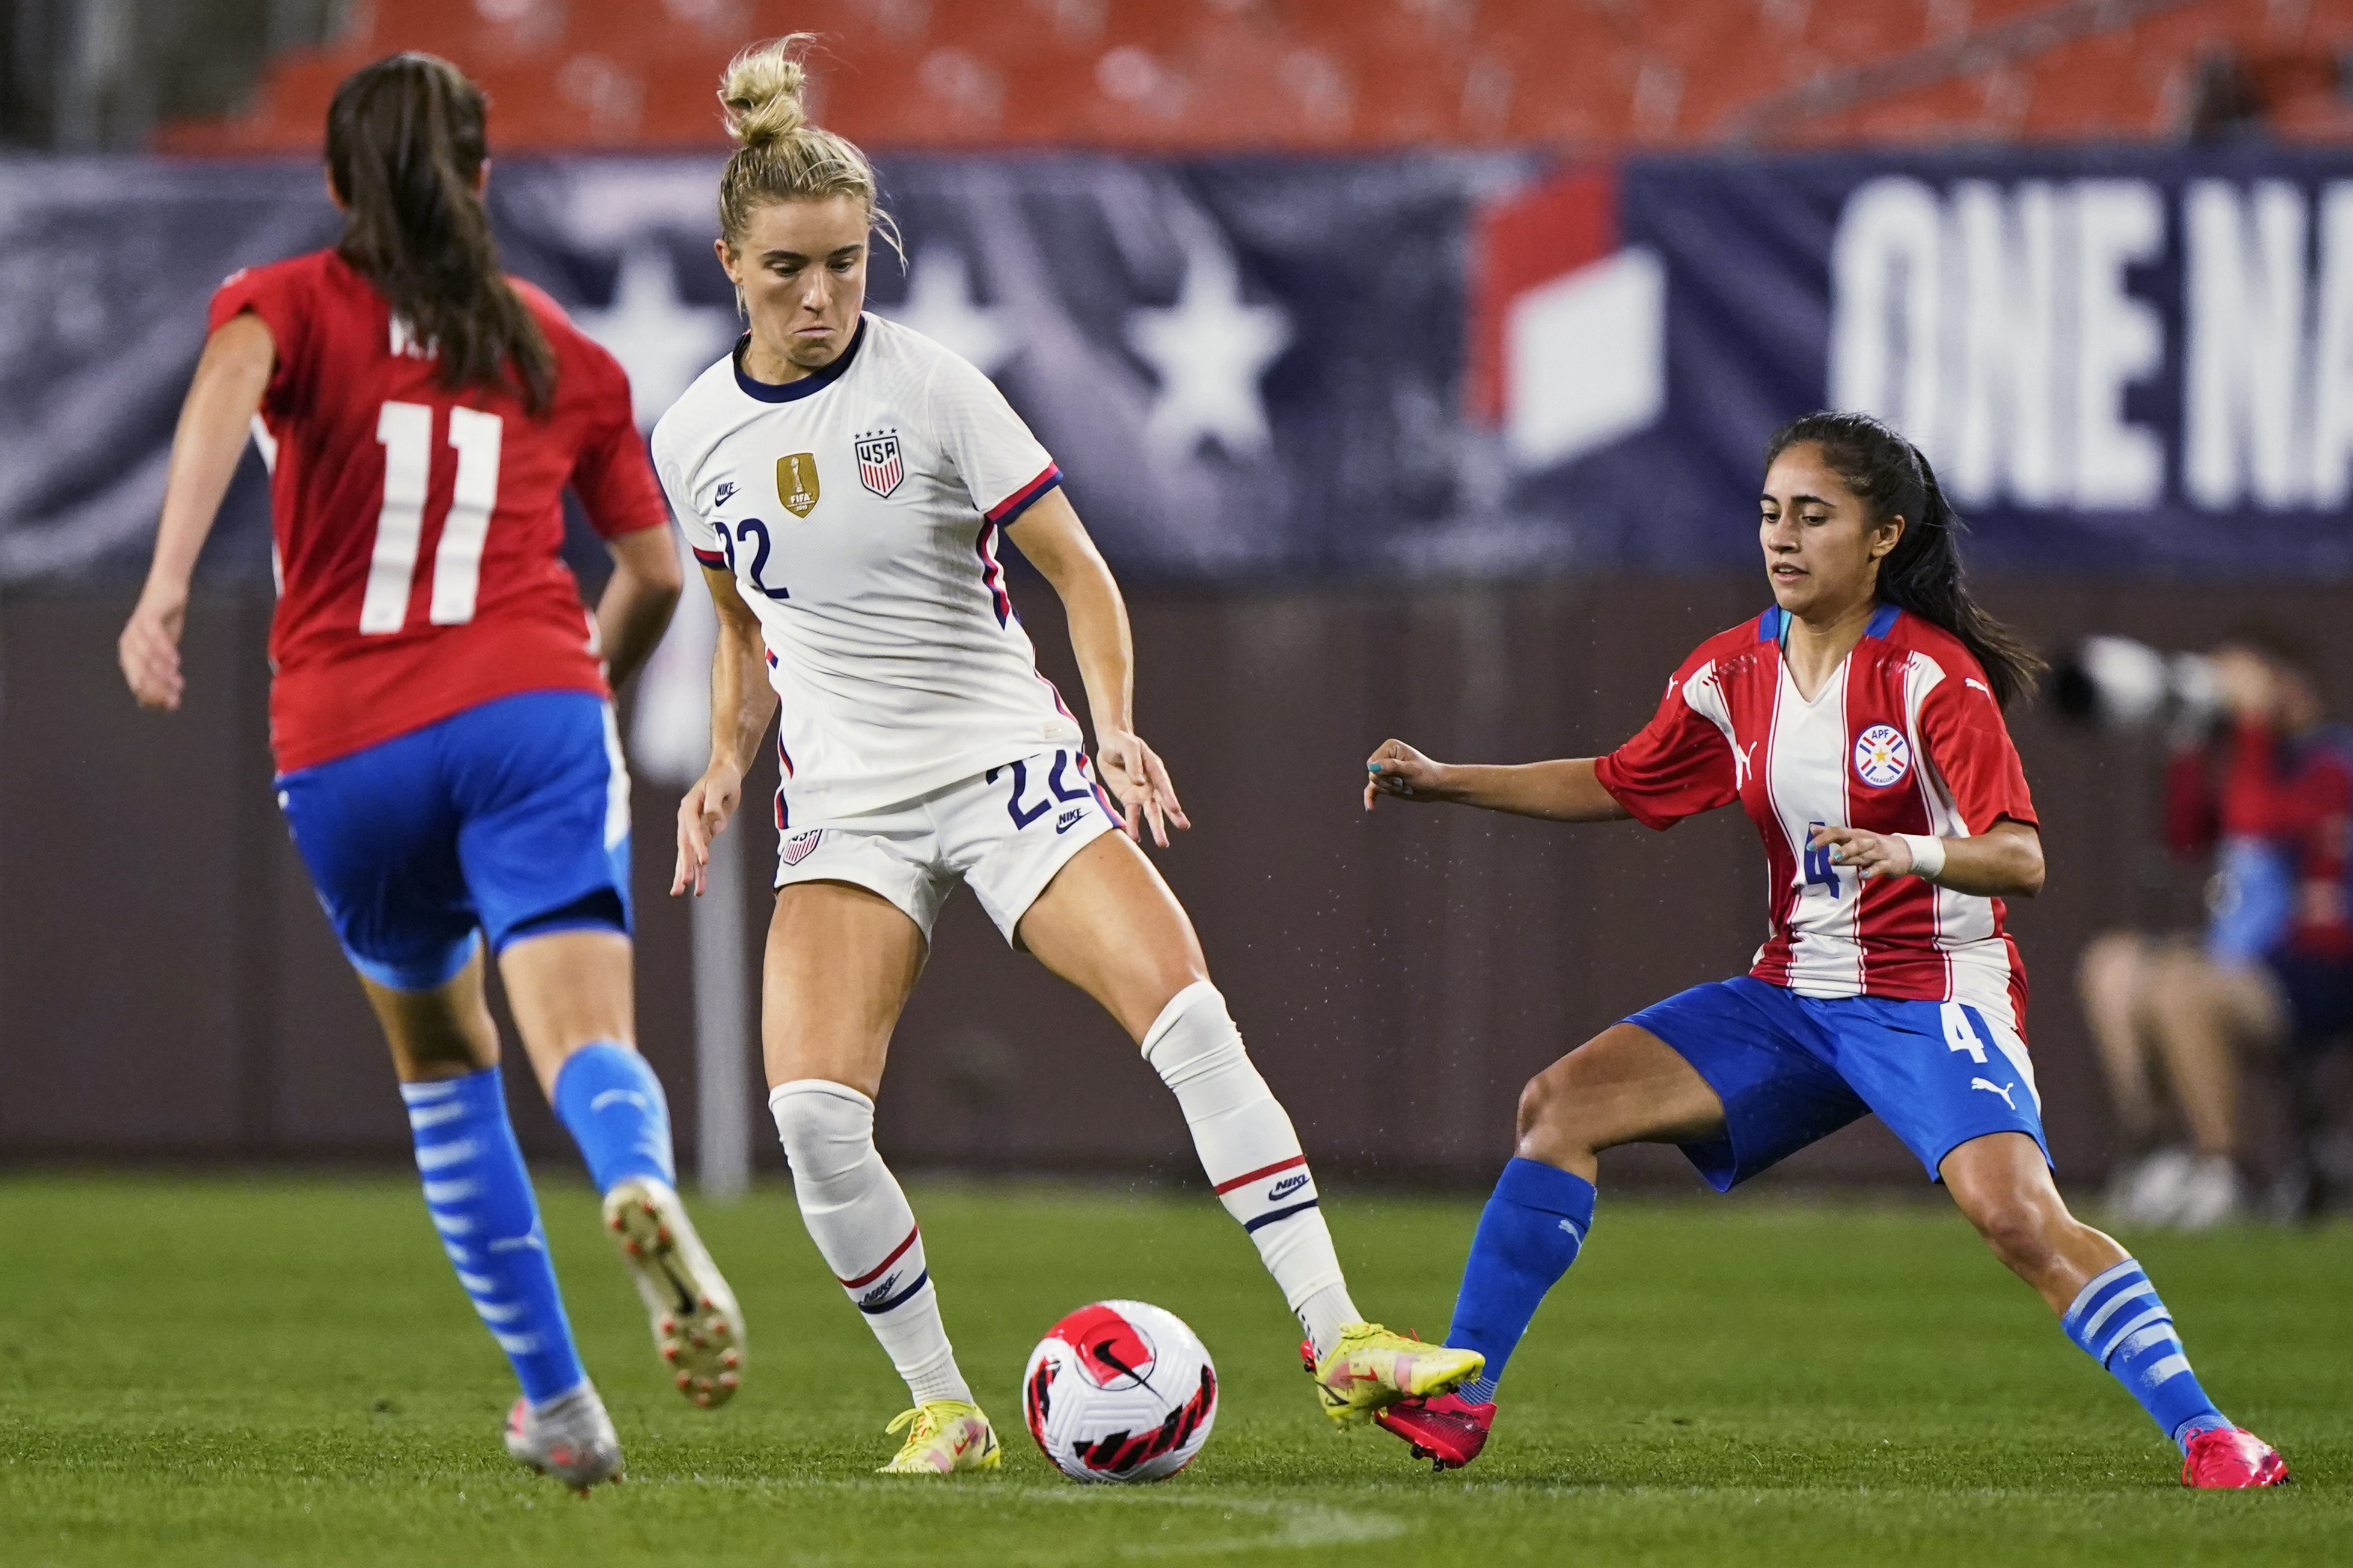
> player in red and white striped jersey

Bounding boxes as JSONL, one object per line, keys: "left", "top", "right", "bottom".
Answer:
{"left": 1360, "top": 412, "right": 2285, "bottom": 1489}
{"left": 1602, "top": 591, "right": 2036, "bottom": 1021}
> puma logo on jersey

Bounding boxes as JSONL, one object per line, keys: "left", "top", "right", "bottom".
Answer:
{"left": 1970, "top": 1077, "right": 2018, "bottom": 1109}
{"left": 1733, "top": 740, "right": 1760, "bottom": 789}
{"left": 1965, "top": 678, "right": 1991, "bottom": 697}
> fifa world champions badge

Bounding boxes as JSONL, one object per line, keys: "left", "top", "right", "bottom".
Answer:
{"left": 856, "top": 429, "right": 904, "bottom": 499}
{"left": 1852, "top": 724, "right": 1912, "bottom": 788}
{"left": 777, "top": 452, "right": 820, "bottom": 517}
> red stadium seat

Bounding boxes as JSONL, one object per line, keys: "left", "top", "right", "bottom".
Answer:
{"left": 151, "top": 0, "right": 2353, "bottom": 154}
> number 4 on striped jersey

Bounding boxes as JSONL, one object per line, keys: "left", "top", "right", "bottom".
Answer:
{"left": 361, "top": 400, "right": 503, "bottom": 635}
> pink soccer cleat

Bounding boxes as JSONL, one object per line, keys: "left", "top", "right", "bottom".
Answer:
{"left": 1374, "top": 1390, "right": 1496, "bottom": 1471}
{"left": 2180, "top": 1426, "right": 2289, "bottom": 1488}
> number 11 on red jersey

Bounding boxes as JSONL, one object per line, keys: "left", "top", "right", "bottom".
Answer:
{"left": 361, "top": 399, "right": 503, "bottom": 635}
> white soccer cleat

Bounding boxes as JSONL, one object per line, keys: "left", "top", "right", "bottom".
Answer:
{"left": 2120, "top": 1145, "right": 2196, "bottom": 1225}
{"left": 504, "top": 1384, "right": 624, "bottom": 1492}
{"left": 2171, "top": 1155, "right": 2244, "bottom": 1230}
{"left": 602, "top": 1176, "right": 745, "bottom": 1408}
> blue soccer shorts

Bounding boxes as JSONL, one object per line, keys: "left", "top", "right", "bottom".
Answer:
{"left": 1626, "top": 975, "right": 2049, "bottom": 1189}
{"left": 275, "top": 690, "right": 632, "bottom": 992}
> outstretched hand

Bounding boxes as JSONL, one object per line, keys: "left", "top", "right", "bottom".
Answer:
{"left": 1806, "top": 823, "right": 1917, "bottom": 881}
{"left": 1364, "top": 738, "right": 1447, "bottom": 811}
{"left": 1094, "top": 727, "right": 1190, "bottom": 848}
{"left": 672, "top": 765, "right": 745, "bottom": 896}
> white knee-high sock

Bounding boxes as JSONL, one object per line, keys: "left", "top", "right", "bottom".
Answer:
{"left": 1143, "top": 981, "right": 1360, "bottom": 1356}
{"left": 770, "top": 1079, "right": 971, "bottom": 1406}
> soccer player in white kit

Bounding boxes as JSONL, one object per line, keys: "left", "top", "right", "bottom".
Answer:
{"left": 658, "top": 37, "right": 1481, "bottom": 1474}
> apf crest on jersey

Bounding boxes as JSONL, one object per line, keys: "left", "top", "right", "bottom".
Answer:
{"left": 1853, "top": 723, "right": 1911, "bottom": 788}
{"left": 855, "top": 429, "right": 905, "bottom": 499}
{"left": 777, "top": 452, "right": 820, "bottom": 517}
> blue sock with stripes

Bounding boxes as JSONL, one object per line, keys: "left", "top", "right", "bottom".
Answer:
{"left": 1445, "top": 1158, "right": 1596, "bottom": 1405}
{"left": 402, "top": 1069, "right": 587, "bottom": 1406}
{"left": 551, "top": 1042, "right": 676, "bottom": 1194}
{"left": 2062, "top": 1258, "right": 2230, "bottom": 1450}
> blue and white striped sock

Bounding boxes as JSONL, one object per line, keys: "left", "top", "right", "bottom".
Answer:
{"left": 403, "top": 1069, "right": 587, "bottom": 1407}
{"left": 2062, "top": 1258, "right": 2230, "bottom": 1451}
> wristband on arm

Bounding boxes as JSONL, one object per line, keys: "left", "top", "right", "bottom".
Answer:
{"left": 1896, "top": 833, "right": 1947, "bottom": 881}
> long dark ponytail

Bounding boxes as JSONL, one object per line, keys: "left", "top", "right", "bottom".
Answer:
{"left": 1765, "top": 411, "right": 2046, "bottom": 709}
{"left": 326, "top": 54, "right": 555, "bottom": 413}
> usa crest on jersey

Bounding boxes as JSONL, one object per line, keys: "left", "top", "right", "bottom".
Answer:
{"left": 855, "top": 429, "right": 904, "bottom": 498}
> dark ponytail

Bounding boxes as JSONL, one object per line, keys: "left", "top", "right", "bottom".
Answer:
{"left": 326, "top": 54, "right": 555, "bottom": 413}
{"left": 1766, "top": 411, "right": 2046, "bottom": 709}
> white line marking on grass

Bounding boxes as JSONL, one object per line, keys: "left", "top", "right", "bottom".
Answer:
{"left": 740, "top": 1481, "right": 1408, "bottom": 1552}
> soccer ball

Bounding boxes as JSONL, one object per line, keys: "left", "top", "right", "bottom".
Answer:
{"left": 1021, "top": 1299, "right": 1218, "bottom": 1483}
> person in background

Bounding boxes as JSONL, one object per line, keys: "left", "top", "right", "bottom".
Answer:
{"left": 2078, "top": 629, "right": 2352, "bottom": 1225}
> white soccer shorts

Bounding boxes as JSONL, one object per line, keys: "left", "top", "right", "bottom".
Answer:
{"left": 772, "top": 746, "right": 1120, "bottom": 944}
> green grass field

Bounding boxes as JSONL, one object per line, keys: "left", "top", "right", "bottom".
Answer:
{"left": 0, "top": 1174, "right": 2342, "bottom": 1566}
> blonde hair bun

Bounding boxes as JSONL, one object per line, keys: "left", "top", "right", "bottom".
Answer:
{"left": 720, "top": 35, "right": 811, "bottom": 150}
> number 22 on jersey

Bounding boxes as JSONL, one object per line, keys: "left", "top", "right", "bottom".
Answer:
{"left": 718, "top": 517, "right": 790, "bottom": 602}
{"left": 361, "top": 400, "right": 502, "bottom": 635}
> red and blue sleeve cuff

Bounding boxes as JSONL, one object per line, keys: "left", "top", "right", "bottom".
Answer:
{"left": 985, "top": 464, "right": 1063, "bottom": 526}
{"left": 691, "top": 545, "right": 728, "bottom": 571}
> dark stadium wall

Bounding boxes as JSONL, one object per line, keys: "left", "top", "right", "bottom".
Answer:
{"left": 0, "top": 570, "right": 2316, "bottom": 1190}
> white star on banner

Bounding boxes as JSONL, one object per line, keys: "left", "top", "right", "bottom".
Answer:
{"left": 574, "top": 246, "right": 738, "bottom": 430}
{"left": 1125, "top": 237, "right": 1291, "bottom": 462}
{"left": 882, "top": 247, "right": 1014, "bottom": 378}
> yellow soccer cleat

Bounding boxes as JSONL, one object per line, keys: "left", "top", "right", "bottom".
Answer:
{"left": 602, "top": 1176, "right": 745, "bottom": 1409}
{"left": 1306, "top": 1323, "right": 1484, "bottom": 1427}
{"left": 877, "top": 1400, "right": 1003, "bottom": 1474}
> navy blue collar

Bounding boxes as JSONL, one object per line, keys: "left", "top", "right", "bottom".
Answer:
{"left": 733, "top": 315, "right": 867, "bottom": 403}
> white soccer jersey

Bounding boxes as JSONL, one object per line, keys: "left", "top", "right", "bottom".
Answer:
{"left": 652, "top": 315, "right": 1082, "bottom": 820}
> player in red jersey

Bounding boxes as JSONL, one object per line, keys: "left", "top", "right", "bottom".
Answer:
{"left": 115, "top": 54, "right": 741, "bottom": 1491}
{"left": 1360, "top": 412, "right": 2286, "bottom": 1489}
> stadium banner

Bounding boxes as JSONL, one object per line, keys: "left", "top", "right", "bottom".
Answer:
{"left": 4, "top": 145, "right": 2352, "bottom": 585}
{"left": 1499, "top": 144, "right": 2353, "bottom": 578}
